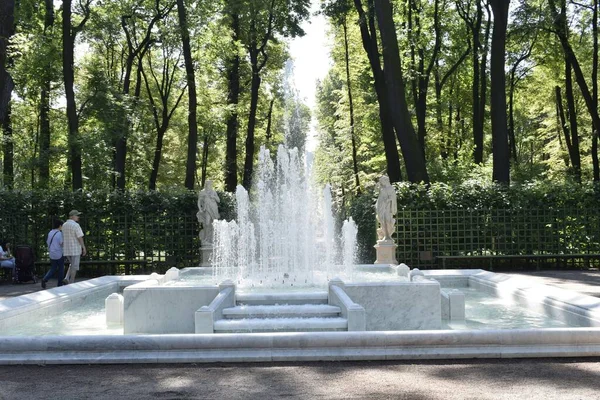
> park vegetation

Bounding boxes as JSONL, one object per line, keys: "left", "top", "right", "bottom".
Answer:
{"left": 0, "top": 0, "right": 598, "bottom": 211}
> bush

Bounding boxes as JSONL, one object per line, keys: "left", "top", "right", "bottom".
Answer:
{"left": 0, "top": 189, "right": 237, "bottom": 267}
{"left": 346, "top": 180, "right": 600, "bottom": 265}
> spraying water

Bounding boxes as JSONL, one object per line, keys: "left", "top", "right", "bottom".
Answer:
{"left": 341, "top": 217, "right": 358, "bottom": 281}
{"left": 211, "top": 145, "right": 357, "bottom": 288}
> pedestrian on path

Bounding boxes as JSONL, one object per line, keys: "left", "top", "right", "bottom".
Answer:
{"left": 62, "top": 210, "right": 86, "bottom": 285}
{"left": 42, "top": 219, "right": 64, "bottom": 289}
{"left": 0, "top": 241, "right": 15, "bottom": 280}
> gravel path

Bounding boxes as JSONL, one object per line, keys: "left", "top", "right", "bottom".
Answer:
{"left": 1, "top": 359, "right": 600, "bottom": 400}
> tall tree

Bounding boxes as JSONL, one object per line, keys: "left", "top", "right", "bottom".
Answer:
{"left": 594, "top": 0, "right": 599, "bottom": 181}
{"left": 435, "top": 34, "right": 471, "bottom": 159}
{"left": 373, "top": 0, "right": 429, "bottom": 183}
{"left": 241, "top": 0, "right": 310, "bottom": 190}
{"left": 489, "top": 0, "right": 510, "bottom": 183}
{"left": 351, "top": 0, "right": 402, "bottom": 182}
{"left": 62, "top": 0, "right": 91, "bottom": 190}
{"left": 115, "top": 0, "right": 174, "bottom": 190}
{"left": 456, "top": 0, "right": 485, "bottom": 164}
{"left": 176, "top": 0, "right": 198, "bottom": 190}
{"left": 224, "top": 5, "right": 241, "bottom": 193}
{"left": 507, "top": 27, "right": 536, "bottom": 164}
{"left": 38, "top": 0, "right": 55, "bottom": 188}
{"left": 0, "top": 0, "right": 15, "bottom": 188}
{"left": 341, "top": 19, "right": 360, "bottom": 193}
{"left": 572, "top": 0, "right": 600, "bottom": 180}
{"left": 322, "top": 0, "right": 361, "bottom": 191}
{"left": 478, "top": 1, "right": 491, "bottom": 161}
{"left": 406, "top": 0, "right": 443, "bottom": 152}
{"left": 142, "top": 46, "right": 186, "bottom": 190}
{"left": 548, "top": 0, "right": 600, "bottom": 183}
{"left": 0, "top": 0, "right": 14, "bottom": 127}
{"left": 564, "top": 58, "right": 581, "bottom": 181}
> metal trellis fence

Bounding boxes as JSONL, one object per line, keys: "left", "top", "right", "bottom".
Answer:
{"left": 396, "top": 208, "right": 600, "bottom": 269}
{"left": 0, "top": 213, "right": 200, "bottom": 276}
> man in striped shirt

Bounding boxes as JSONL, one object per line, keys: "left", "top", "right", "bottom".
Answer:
{"left": 62, "top": 210, "right": 87, "bottom": 284}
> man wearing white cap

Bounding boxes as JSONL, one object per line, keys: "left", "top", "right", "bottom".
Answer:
{"left": 62, "top": 210, "right": 87, "bottom": 284}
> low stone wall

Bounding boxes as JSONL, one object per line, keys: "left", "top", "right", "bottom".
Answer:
{"left": 342, "top": 280, "right": 442, "bottom": 331}
{"left": 123, "top": 281, "right": 220, "bottom": 334}
{"left": 2, "top": 329, "right": 600, "bottom": 364}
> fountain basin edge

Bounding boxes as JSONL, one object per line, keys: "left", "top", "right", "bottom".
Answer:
{"left": 2, "top": 269, "right": 600, "bottom": 363}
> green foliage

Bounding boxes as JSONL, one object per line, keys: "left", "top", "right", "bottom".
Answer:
{"left": 347, "top": 192, "right": 377, "bottom": 263}
{"left": 0, "top": 189, "right": 237, "bottom": 267}
{"left": 392, "top": 180, "right": 600, "bottom": 211}
{"left": 346, "top": 180, "right": 600, "bottom": 263}
{"left": 0, "top": 188, "right": 236, "bottom": 221}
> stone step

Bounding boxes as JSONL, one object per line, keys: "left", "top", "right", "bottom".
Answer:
{"left": 235, "top": 291, "right": 329, "bottom": 305}
{"left": 213, "top": 317, "right": 348, "bottom": 333}
{"left": 222, "top": 304, "right": 342, "bottom": 319}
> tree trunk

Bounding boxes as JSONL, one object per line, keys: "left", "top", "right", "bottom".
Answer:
{"left": 435, "top": 65, "right": 443, "bottom": 143}
{"left": 555, "top": 88, "right": 571, "bottom": 167}
{"left": 148, "top": 124, "right": 166, "bottom": 191}
{"left": 508, "top": 82, "right": 518, "bottom": 162}
{"left": 472, "top": 1, "right": 483, "bottom": 164}
{"left": 39, "top": 0, "right": 55, "bottom": 188}
{"left": 62, "top": 0, "right": 83, "bottom": 190}
{"left": 555, "top": 86, "right": 573, "bottom": 163}
{"left": 436, "top": 46, "right": 470, "bottom": 160}
{"left": 373, "top": 0, "right": 429, "bottom": 183}
{"left": 594, "top": 133, "right": 599, "bottom": 181}
{"left": 593, "top": 0, "right": 599, "bottom": 181}
{"left": 2, "top": 102, "right": 12, "bottom": 188}
{"left": 549, "top": 0, "right": 600, "bottom": 166}
{"left": 489, "top": 0, "right": 510, "bottom": 184}
{"left": 342, "top": 20, "right": 360, "bottom": 193}
{"left": 353, "top": 0, "right": 402, "bottom": 182}
{"left": 413, "top": 0, "right": 442, "bottom": 153}
{"left": 242, "top": 55, "right": 261, "bottom": 190}
{"left": 225, "top": 12, "right": 241, "bottom": 192}
{"left": 114, "top": 21, "right": 136, "bottom": 189}
{"left": 0, "top": 0, "right": 15, "bottom": 130}
{"left": 477, "top": 2, "right": 490, "bottom": 160}
{"left": 116, "top": 8, "right": 168, "bottom": 190}
{"left": 0, "top": 0, "right": 13, "bottom": 189}
{"left": 265, "top": 98, "right": 275, "bottom": 144}
{"left": 200, "top": 132, "right": 209, "bottom": 188}
{"left": 564, "top": 60, "right": 581, "bottom": 182}
{"left": 177, "top": 0, "right": 198, "bottom": 190}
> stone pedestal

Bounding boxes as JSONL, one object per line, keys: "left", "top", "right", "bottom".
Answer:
{"left": 374, "top": 240, "right": 398, "bottom": 265}
{"left": 199, "top": 245, "right": 214, "bottom": 267}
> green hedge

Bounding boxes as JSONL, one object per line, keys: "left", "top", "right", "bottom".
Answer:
{"left": 0, "top": 189, "right": 237, "bottom": 270}
{"left": 3, "top": 181, "right": 600, "bottom": 273}
{"left": 347, "top": 181, "right": 600, "bottom": 267}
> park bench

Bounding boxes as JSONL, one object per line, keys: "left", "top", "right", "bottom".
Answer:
{"left": 436, "top": 253, "right": 600, "bottom": 270}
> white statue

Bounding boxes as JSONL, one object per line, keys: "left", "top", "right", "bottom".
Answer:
{"left": 375, "top": 175, "right": 397, "bottom": 241}
{"left": 197, "top": 180, "right": 220, "bottom": 245}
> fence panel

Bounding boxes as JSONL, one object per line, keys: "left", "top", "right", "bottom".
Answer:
{"left": 0, "top": 213, "right": 200, "bottom": 273}
{"left": 396, "top": 208, "right": 600, "bottom": 268}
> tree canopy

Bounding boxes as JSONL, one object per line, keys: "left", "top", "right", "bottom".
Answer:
{"left": 0, "top": 0, "right": 598, "bottom": 201}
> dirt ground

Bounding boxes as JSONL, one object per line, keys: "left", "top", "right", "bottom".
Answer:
{"left": 1, "top": 359, "right": 600, "bottom": 399}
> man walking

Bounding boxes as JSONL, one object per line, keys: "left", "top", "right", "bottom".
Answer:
{"left": 63, "top": 210, "right": 86, "bottom": 284}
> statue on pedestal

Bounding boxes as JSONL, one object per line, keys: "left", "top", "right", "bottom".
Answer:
{"left": 197, "top": 180, "right": 220, "bottom": 246}
{"left": 375, "top": 175, "right": 397, "bottom": 241}
{"left": 374, "top": 175, "right": 398, "bottom": 264}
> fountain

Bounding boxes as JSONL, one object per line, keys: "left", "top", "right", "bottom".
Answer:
{"left": 211, "top": 145, "right": 352, "bottom": 288}
{"left": 2, "top": 146, "right": 600, "bottom": 363}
